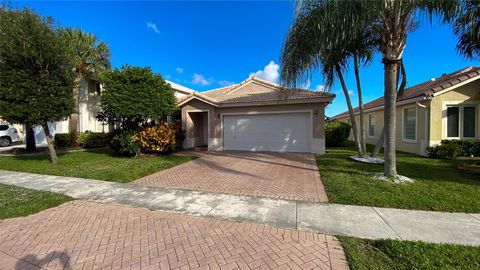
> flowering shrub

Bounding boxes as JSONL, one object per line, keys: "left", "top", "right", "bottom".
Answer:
{"left": 132, "top": 123, "right": 176, "bottom": 153}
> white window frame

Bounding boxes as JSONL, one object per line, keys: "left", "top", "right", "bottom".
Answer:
{"left": 444, "top": 103, "right": 478, "bottom": 139}
{"left": 402, "top": 106, "right": 417, "bottom": 143}
{"left": 368, "top": 113, "right": 375, "bottom": 138}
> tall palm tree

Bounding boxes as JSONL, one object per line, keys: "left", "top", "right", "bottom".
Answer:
{"left": 282, "top": 0, "right": 458, "bottom": 177}
{"left": 61, "top": 28, "right": 111, "bottom": 146}
{"left": 281, "top": 0, "right": 376, "bottom": 158}
{"left": 453, "top": 0, "right": 480, "bottom": 59}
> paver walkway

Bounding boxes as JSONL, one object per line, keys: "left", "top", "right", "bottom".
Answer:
{"left": 0, "top": 201, "right": 348, "bottom": 270}
{"left": 1, "top": 170, "right": 479, "bottom": 247}
{"left": 135, "top": 151, "right": 328, "bottom": 203}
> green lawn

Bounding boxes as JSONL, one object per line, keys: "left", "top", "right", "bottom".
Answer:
{"left": 0, "top": 183, "right": 71, "bottom": 219}
{"left": 0, "top": 149, "right": 195, "bottom": 183}
{"left": 317, "top": 145, "right": 480, "bottom": 212}
{"left": 340, "top": 236, "right": 480, "bottom": 270}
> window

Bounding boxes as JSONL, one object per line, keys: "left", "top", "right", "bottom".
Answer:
{"left": 447, "top": 107, "right": 459, "bottom": 137}
{"left": 463, "top": 106, "right": 476, "bottom": 138}
{"left": 0, "top": 125, "right": 8, "bottom": 131}
{"left": 403, "top": 107, "right": 416, "bottom": 141}
{"left": 368, "top": 114, "right": 375, "bottom": 137}
{"left": 447, "top": 105, "right": 476, "bottom": 138}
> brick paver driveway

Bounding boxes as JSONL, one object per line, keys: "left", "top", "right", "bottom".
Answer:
{"left": 0, "top": 201, "right": 348, "bottom": 270}
{"left": 135, "top": 151, "right": 328, "bottom": 203}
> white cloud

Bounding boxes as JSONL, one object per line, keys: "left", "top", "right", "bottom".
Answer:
{"left": 147, "top": 22, "right": 160, "bottom": 34}
{"left": 300, "top": 80, "right": 311, "bottom": 89}
{"left": 315, "top": 85, "right": 326, "bottom": 91}
{"left": 192, "top": 73, "right": 211, "bottom": 86}
{"left": 175, "top": 67, "right": 183, "bottom": 74}
{"left": 218, "top": 80, "right": 235, "bottom": 87}
{"left": 334, "top": 89, "right": 355, "bottom": 96}
{"left": 249, "top": 61, "right": 279, "bottom": 82}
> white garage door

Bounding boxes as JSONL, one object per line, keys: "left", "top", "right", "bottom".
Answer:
{"left": 223, "top": 112, "right": 311, "bottom": 152}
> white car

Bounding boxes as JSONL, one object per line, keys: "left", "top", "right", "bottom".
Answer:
{"left": 0, "top": 123, "right": 20, "bottom": 147}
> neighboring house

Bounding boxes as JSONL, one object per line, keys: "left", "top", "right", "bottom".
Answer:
{"left": 331, "top": 66, "right": 480, "bottom": 156}
{"left": 166, "top": 80, "right": 195, "bottom": 98}
{"left": 177, "top": 76, "right": 335, "bottom": 154}
{"left": 7, "top": 79, "right": 190, "bottom": 145}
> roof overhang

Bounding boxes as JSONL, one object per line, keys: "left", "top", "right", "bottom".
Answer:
{"left": 177, "top": 95, "right": 219, "bottom": 107}
{"left": 330, "top": 74, "right": 480, "bottom": 120}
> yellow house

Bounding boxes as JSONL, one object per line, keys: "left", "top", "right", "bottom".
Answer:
{"left": 331, "top": 66, "right": 480, "bottom": 156}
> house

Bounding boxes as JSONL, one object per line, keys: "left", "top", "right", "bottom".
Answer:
{"left": 11, "top": 78, "right": 192, "bottom": 144}
{"left": 331, "top": 66, "right": 480, "bottom": 156}
{"left": 177, "top": 76, "right": 335, "bottom": 154}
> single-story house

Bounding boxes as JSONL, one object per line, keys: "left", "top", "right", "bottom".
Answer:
{"left": 177, "top": 76, "right": 335, "bottom": 154}
{"left": 331, "top": 66, "right": 480, "bottom": 156}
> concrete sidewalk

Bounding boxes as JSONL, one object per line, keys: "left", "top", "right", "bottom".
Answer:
{"left": 1, "top": 170, "right": 479, "bottom": 246}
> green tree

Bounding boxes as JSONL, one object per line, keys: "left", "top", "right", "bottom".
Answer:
{"left": 281, "top": 0, "right": 376, "bottom": 158}
{"left": 0, "top": 8, "right": 74, "bottom": 164}
{"left": 60, "top": 28, "right": 111, "bottom": 146}
{"left": 453, "top": 0, "right": 480, "bottom": 59}
{"left": 98, "top": 65, "right": 177, "bottom": 131}
{"left": 281, "top": 0, "right": 457, "bottom": 177}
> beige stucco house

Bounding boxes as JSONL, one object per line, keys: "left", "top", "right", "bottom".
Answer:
{"left": 177, "top": 77, "right": 335, "bottom": 154}
{"left": 332, "top": 66, "right": 480, "bottom": 156}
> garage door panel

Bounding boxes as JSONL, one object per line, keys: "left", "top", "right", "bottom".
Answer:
{"left": 223, "top": 113, "right": 311, "bottom": 152}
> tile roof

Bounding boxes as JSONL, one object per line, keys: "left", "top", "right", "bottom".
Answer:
{"left": 332, "top": 66, "right": 480, "bottom": 119}
{"left": 177, "top": 77, "right": 335, "bottom": 107}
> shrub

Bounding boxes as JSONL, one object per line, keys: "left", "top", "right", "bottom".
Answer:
{"left": 54, "top": 133, "right": 71, "bottom": 147}
{"left": 132, "top": 123, "right": 176, "bottom": 154}
{"left": 427, "top": 140, "right": 480, "bottom": 159}
{"left": 77, "top": 131, "right": 108, "bottom": 149}
{"left": 454, "top": 157, "right": 480, "bottom": 175}
{"left": 109, "top": 131, "right": 140, "bottom": 157}
{"left": 171, "top": 122, "right": 185, "bottom": 151}
{"left": 325, "top": 121, "right": 351, "bottom": 147}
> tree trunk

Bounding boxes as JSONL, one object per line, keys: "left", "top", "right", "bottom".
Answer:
{"left": 335, "top": 64, "right": 363, "bottom": 157}
{"left": 354, "top": 56, "right": 366, "bottom": 158}
{"left": 42, "top": 123, "right": 58, "bottom": 164}
{"left": 383, "top": 61, "right": 398, "bottom": 177}
{"left": 25, "top": 123, "right": 36, "bottom": 152}
{"left": 69, "top": 73, "right": 82, "bottom": 147}
{"left": 371, "top": 127, "right": 384, "bottom": 158}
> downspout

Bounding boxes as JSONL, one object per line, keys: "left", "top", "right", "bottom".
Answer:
{"left": 416, "top": 95, "right": 432, "bottom": 155}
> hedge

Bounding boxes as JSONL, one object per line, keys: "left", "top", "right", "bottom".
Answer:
{"left": 325, "top": 121, "right": 351, "bottom": 147}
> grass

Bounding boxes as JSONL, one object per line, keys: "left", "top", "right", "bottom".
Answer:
{"left": 317, "top": 143, "right": 480, "bottom": 212}
{"left": 0, "top": 149, "right": 195, "bottom": 183}
{"left": 0, "top": 183, "right": 71, "bottom": 219}
{"left": 340, "top": 236, "right": 480, "bottom": 270}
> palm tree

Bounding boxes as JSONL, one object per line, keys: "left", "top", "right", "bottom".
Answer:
{"left": 281, "top": 0, "right": 375, "bottom": 158}
{"left": 61, "top": 28, "right": 111, "bottom": 146}
{"left": 453, "top": 0, "right": 480, "bottom": 59}
{"left": 282, "top": 0, "right": 458, "bottom": 177}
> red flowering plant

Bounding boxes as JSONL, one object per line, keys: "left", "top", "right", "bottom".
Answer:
{"left": 132, "top": 123, "right": 176, "bottom": 154}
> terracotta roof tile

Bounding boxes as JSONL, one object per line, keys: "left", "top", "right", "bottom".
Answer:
{"left": 178, "top": 77, "right": 335, "bottom": 107}
{"left": 332, "top": 66, "right": 480, "bottom": 119}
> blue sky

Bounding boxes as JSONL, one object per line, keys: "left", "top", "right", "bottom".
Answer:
{"left": 18, "top": 1, "right": 479, "bottom": 116}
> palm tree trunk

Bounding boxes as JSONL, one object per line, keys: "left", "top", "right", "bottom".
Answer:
{"left": 371, "top": 127, "right": 384, "bottom": 158}
{"left": 383, "top": 61, "right": 398, "bottom": 177}
{"left": 42, "top": 122, "right": 58, "bottom": 164}
{"left": 69, "top": 73, "right": 82, "bottom": 147}
{"left": 25, "top": 123, "right": 37, "bottom": 152}
{"left": 336, "top": 64, "right": 363, "bottom": 157}
{"left": 354, "top": 55, "right": 366, "bottom": 158}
